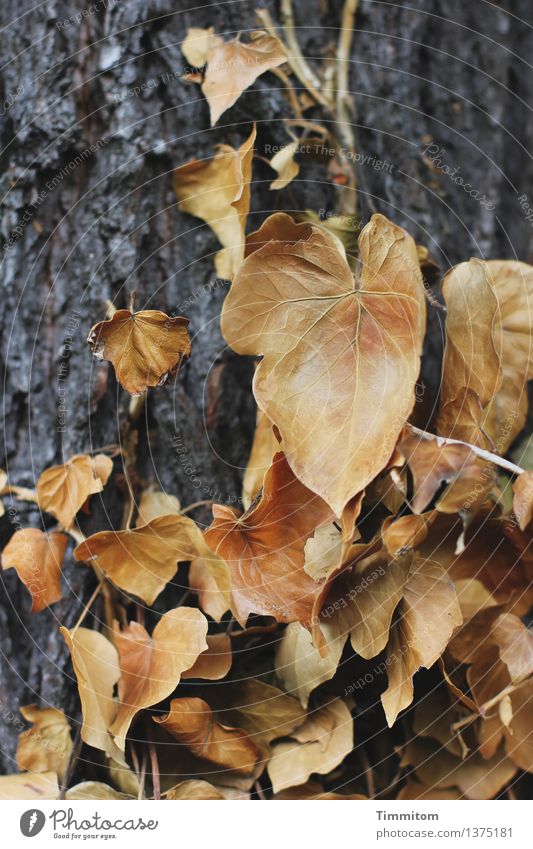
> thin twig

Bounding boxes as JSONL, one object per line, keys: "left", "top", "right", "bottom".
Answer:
{"left": 409, "top": 425, "right": 525, "bottom": 477}
{"left": 180, "top": 499, "right": 213, "bottom": 514}
{"left": 451, "top": 682, "right": 524, "bottom": 732}
{"left": 336, "top": 0, "right": 359, "bottom": 152}
{"left": 359, "top": 747, "right": 375, "bottom": 798}
{"left": 71, "top": 579, "right": 104, "bottom": 637}
{"left": 137, "top": 749, "right": 147, "bottom": 800}
{"left": 147, "top": 724, "right": 161, "bottom": 801}
{"left": 59, "top": 725, "right": 83, "bottom": 799}
{"left": 254, "top": 780, "right": 266, "bottom": 800}
{"left": 270, "top": 66, "right": 303, "bottom": 117}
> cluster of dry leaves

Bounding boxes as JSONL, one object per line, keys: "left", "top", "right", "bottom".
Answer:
{"left": 1, "top": 19, "right": 533, "bottom": 803}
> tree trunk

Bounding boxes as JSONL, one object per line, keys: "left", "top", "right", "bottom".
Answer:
{"left": 1, "top": 0, "right": 531, "bottom": 774}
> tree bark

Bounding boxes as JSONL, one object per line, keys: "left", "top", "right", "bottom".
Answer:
{"left": 1, "top": 0, "right": 532, "bottom": 774}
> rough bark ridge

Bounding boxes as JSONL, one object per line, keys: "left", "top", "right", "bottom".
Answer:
{"left": 0, "top": 0, "right": 532, "bottom": 772}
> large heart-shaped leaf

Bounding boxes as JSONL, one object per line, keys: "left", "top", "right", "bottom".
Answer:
{"left": 221, "top": 212, "right": 426, "bottom": 515}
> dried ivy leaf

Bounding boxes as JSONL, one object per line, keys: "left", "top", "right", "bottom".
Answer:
{"left": 110, "top": 607, "right": 208, "bottom": 752}
{"left": 269, "top": 142, "right": 300, "bottom": 190}
{"left": 503, "top": 679, "right": 533, "bottom": 772}
{"left": 267, "top": 700, "right": 353, "bottom": 793}
{"left": 87, "top": 310, "right": 191, "bottom": 396}
{"left": 181, "top": 27, "right": 219, "bottom": 67}
{"left": 155, "top": 697, "right": 259, "bottom": 774}
{"left": 381, "top": 557, "right": 462, "bottom": 726}
{"left": 37, "top": 453, "right": 113, "bottom": 528}
{"left": 436, "top": 259, "right": 501, "bottom": 446}
{"left": 166, "top": 780, "right": 226, "bottom": 800}
{"left": 188, "top": 556, "right": 232, "bottom": 622}
{"left": 197, "top": 30, "right": 286, "bottom": 125}
{"left": 75, "top": 513, "right": 230, "bottom": 607}
{"left": 438, "top": 259, "right": 533, "bottom": 451}
{"left": 242, "top": 410, "right": 279, "bottom": 509}
{"left": 16, "top": 705, "right": 72, "bottom": 781}
{"left": 222, "top": 212, "right": 426, "bottom": 516}
{"left": 174, "top": 126, "right": 256, "bottom": 279}
{"left": 275, "top": 621, "right": 345, "bottom": 708}
{"left": 2, "top": 529, "right": 67, "bottom": 612}
{"left": 135, "top": 490, "right": 181, "bottom": 526}
{"left": 512, "top": 470, "right": 533, "bottom": 530}
{"left": 205, "top": 452, "right": 335, "bottom": 627}
{"left": 60, "top": 626, "right": 123, "bottom": 763}
{"left": 182, "top": 633, "right": 232, "bottom": 681}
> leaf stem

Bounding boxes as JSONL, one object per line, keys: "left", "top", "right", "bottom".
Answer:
{"left": 409, "top": 425, "right": 525, "bottom": 477}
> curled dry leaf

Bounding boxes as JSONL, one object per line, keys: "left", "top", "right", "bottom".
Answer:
{"left": 437, "top": 259, "right": 533, "bottom": 450}
{"left": 267, "top": 699, "right": 354, "bottom": 794}
{"left": 165, "top": 780, "right": 226, "bottom": 800}
{"left": 182, "top": 29, "right": 286, "bottom": 126}
{"left": 275, "top": 621, "right": 345, "bottom": 708}
{"left": 222, "top": 212, "right": 426, "bottom": 516}
{"left": 60, "top": 626, "right": 123, "bottom": 763}
{"left": 181, "top": 27, "right": 216, "bottom": 67}
{"left": 205, "top": 452, "right": 335, "bottom": 627}
{"left": 188, "top": 556, "right": 232, "bottom": 622}
{"left": 0, "top": 771, "right": 59, "bottom": 800}
{"left": 16, "top": 705, "right": 72, "bottom": 782}
{"left": 512, "top": 470, "right": 533, "bottom": 530}
{"left": 110, "top": 607, "right": 208, "bottom": 752}
{"left": 74, "top": 513, "right": 230, "bottom": 607}
{"left": 155, "top": 697, "right": 259, "bottom": 774}
{"left": 269, "top": 142, "right": 300, "bottom": 190}
{"left": 2, "top": 529, "right": 67, "bottom": 612}
{"left": 135, "top": 489, "right": 181, "bottom": 526}
{"left": 242, "top": 410, "right": 279, "bottom": 509}
{"left": 174, "top": 126, "right": 256, "bottom": 279}
{"left": 37, "top": 453, "right": 113, "bottom": 528}
{"left": 87, "top": 310, "right": 191, "bottom": 396}
{"left": 182, "top": 633, "right": 232, "bottom": 681}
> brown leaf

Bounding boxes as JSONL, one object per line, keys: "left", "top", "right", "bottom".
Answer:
{"left": 269, "top": 142, "right": 300, "bottom": 190}
{"left": 37, "top": 453, "right": 113, "bottom": 528}
{"left": 381, "top": 556, "right": 462, "bottom": 726}
{"left": 267, "top": 699, "right": 353, "bottom": 793}
{"left": 197, "top": 31, "right": 286, "bottom": 126}
{"left": 188, "top": 556, "right": 232, "bottom": 622}
{"left": 436, "top": 259, "right": 501, "bottom": 446}
{"left": 275, "top": 621, "right": 345, "bottom": 708}
{"left": 221, "top": 212, "right": 426, "bottom": 516}
{"left": 155, "top": 696, "right": 259, "bottom": 774}
{"left": 74, "top": 513, "right": 229, "bottom": 606}
{"left": 16, "top": 705, "right": 72, "bottom": 781}
{"left": 181, "top": 27, "right": 218, "bottom": 67}
{"left": 87, "top": 310, "right": 191, "bottom": 396}
{"left": 165, "top": 780, "right": 226, "bottom": 800}
{"left": 182, "top": 633, "right": 232, "bottom": 681}
{"left": 135, "top": 490, "right": 181, "bottom": 526}
{"left": 173, "top": 126, "right": 256, "bottom": 279}
{"left": 437, "top": 259, "right": 533, "bottom": 451}
{"left": 2, "top": 529, "right": 67, "bottom": 612}
{"left": 242, "top": 410, "right": 280, "bottom": 509}
{"left": 60, "top": 626, "right": 123, "bottom": 763}
{"left": 205, "top": 452, "right": 335, "bottom": 627}
{"left": 110, "top": 607, "right": 208, "bottom": 751}
{"left": 512, "top": 470, "right": 533, "bottom": 530}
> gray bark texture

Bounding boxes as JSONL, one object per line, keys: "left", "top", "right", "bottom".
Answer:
{"left": 0, "top": 0, "right": 532, "bottom": 777}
